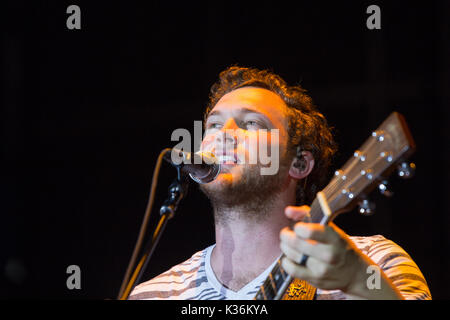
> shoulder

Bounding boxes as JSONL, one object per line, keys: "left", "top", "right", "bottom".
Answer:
{"left": 318, "top": 235, "right": 431, "bottom": 300}
{"left": 349, "top": 234, "right": 397, "bottom": 256}
{"left": 349, "top": 234, "right": 413, "bottom": 267}
{"left": 349, "top": 234, "right": 431, "bottom": 300}
{"left": 128, "top": 246, "right": 210, "bottom": 300}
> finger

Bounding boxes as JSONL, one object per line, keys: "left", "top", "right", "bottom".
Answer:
{"left": 284, "top": 205, "right": 311, "bottom": 222}
{"left": 280, "top": 227, "right": 303, "bottom": 248}
{"left": 280, "top": 228, "right": 299, "bottom": 250}
{"left": 282, "top": 255, "right": 333, "bottom": 290}
{"left": 294, "top": 223, "right": 341, "bottom": 244}
{"left": 301, "top": 255, "right": 330, "bottom": 280}
{"left": 280, "top": 241, "right": 304, "bottom": 263}
{"left": 281, "top": 256, "right": 314, "bottom": 281}
{"left": 280, "top": 228, "right": 314, "bottom": 254}
{"left": 280, "top": 232, "right": 336, "bottom": 264}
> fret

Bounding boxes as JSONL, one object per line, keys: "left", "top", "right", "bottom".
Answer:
{"left": 278, "top": 260, "right": 288, "bottom": 279}
{"left": 260, "top": 284, "right": 267, "bottom": 300}
{"left": 268, "top": 260, "right": 286, "bottom": 290}
{"left": 255, "top": 290, "right": 265, "bottom": 300}
{"left": 264, "top": 284, "right": 277, "bottom": 300}
{"left": 269, "top": 273, "right": 277, "bottom": 291}
{"left": 273, "top": 261, "right": 286, "bottom": 288}
{"left": 255, "top": 258, "right": 283, "bottom": 300}
{"left": 260, "top": 280, "right": 277, "bottom": 300}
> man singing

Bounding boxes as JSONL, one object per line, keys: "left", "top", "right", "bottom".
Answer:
{"left": 129, "top": 66, "right": 431, "bottom": 300}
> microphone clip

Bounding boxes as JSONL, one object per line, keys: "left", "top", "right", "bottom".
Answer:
{"left": 160, "top": 165, "right": 189, "bottom": 219}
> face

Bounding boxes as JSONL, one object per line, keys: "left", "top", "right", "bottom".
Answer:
{"left": 199, "top": 86, "right": 293, "bottom": 215}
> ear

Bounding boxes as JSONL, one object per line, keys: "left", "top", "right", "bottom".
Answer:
{"left": 289, "top": 151, "right": 315, "bottom": 180}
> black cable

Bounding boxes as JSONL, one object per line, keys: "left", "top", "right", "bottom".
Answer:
{"left": 117, "top": 148, "right": 171, "bottom": 299}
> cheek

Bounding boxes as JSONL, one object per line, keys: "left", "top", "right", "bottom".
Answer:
{"left": 239, "top": 130, "right": 283, "bottom": 162}
{"left": 258, "top": 129, "right": 282, "bottom": 157}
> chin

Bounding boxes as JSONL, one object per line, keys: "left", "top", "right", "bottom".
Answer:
{"left": 199, "top": 167, "right": 245, "bottom": 198}
{"left": 204, "top": 171, "right": 238, "bottom": 190}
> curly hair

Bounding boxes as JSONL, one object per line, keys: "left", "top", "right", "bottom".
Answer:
{"left": 204, "top": 66, "right": 337, "bottom": 206}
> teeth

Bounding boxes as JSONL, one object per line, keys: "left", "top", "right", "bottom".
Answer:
{"left": 216, "top": 155, "right": 236, "bottom": 163}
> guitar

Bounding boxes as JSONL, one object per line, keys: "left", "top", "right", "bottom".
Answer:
{"left": 254, "top": 111, "right": 416, "bottom": 300}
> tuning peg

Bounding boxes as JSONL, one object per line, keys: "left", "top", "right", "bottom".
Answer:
{"left": 397, "top": 162, "right": 416, "bottom": 179}
{"left": 358, "top": 199, "right": 376, "bottom": 216}
{"left": 378, "top": 180, "right": 394, "bottom": 197}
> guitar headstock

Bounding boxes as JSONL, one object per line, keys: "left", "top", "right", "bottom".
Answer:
{"left": 317, "top": 112, "right": 416, "bottom": 221}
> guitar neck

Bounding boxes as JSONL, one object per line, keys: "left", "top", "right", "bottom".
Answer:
{"left": 254, "top": 197, "right": 328, "bottom": 300}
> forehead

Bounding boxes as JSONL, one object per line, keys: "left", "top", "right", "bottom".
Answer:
{"left": 208, "top": 87, "right": 289, "bottom": 127}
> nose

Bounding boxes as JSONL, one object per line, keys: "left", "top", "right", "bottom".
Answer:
{"left": 215, "top": 118, "right": 238, "bottom": 147}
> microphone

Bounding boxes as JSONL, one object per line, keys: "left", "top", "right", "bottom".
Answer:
{"left": 163, "top": 148, "right": 221, "bottom": 184}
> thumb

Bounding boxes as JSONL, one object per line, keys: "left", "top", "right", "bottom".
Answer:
{"left": 284, "top": 205, "right": 311, "bottom": 222}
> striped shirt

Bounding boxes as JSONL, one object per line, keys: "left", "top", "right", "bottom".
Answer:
{"left": 128, "top": 235, "right": 431, "bottom": 300}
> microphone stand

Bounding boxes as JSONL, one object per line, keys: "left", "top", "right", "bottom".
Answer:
{"left": 120, "top": 165, "right": 189, "bottom": 300}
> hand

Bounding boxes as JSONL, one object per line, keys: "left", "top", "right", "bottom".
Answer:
{"left": 279, "top": 205, "right": 366, "bottom": 292}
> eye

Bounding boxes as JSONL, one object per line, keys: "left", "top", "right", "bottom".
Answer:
{"left": 206, "top": 122, "right": 222, "bottom": 130}
{"left": 244, "top": 120, "right": 264, "bottom": 130}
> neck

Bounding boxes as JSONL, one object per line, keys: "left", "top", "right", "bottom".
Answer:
{"left": 210, "top": 185, "right": 295, "bottom": 292}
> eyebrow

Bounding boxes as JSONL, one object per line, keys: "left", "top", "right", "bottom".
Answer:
{"left": 205, "top": 107, "right": 276, "bottom": 129}
{"left": 207, "top": 107, "right": 269, "bottom": 120}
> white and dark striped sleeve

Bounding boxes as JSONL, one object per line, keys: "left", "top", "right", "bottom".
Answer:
{"left": 363, "top": 235, "right": 431, "bottom": 300}
{"left": 128, "top": 250, "right": 209, "bottom": 300}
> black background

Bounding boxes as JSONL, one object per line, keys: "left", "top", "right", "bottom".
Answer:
{"left": 2, "top": 0, "right": 449, "bottom": 300}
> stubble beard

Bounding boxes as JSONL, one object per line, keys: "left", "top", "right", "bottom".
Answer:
{"left": 199, "top": 157, "right": 291, "bottom": 225}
